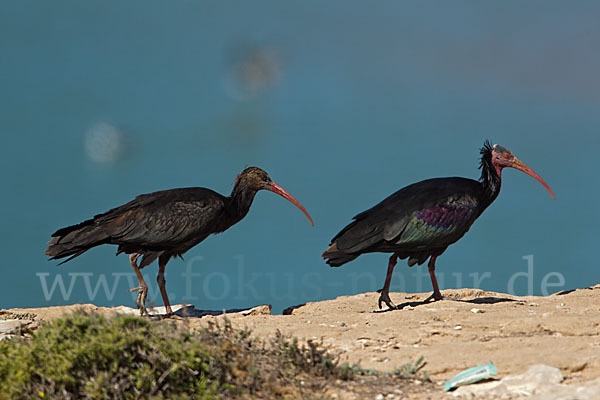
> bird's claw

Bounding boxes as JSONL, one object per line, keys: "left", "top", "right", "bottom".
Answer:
{"left": 130, "top": 285, "right": 149, "bottom": 315}
{"left": 377, "top": 289, "right": 397, "bottom": 310}
{"left": 424, "top": 291, "right": 443, "bottom": 303}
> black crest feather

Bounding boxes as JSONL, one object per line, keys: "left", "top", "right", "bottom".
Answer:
{"left": 478, "top": 140, "right": 500, "bottom": 199}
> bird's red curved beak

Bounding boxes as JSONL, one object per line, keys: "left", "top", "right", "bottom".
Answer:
{"left": 268, "top": 181, "right": 315, "bottom": 226}
{"left": 512, "top": 158, "right": 556, "bottom": 200}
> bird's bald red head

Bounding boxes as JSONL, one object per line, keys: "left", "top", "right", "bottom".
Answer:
{"left": 491, "top": 144, "right": 555, "bottom": 199}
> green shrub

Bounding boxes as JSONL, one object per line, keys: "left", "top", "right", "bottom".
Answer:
{"left": 0, "top": 312, "right": 430, "bottom": 399}
{"left": 0, "top": 313, "right": 222, "bottom": 399}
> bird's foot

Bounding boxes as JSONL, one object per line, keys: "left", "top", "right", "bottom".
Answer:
{"left": 377, "top": 288, "right": 397, "bottom": 310}
{"left": 159, "top": 312, "right": 177, "bottom": 320}
{"left": 423, "top": 291, "right": 444, "bottom": 303}
{"left": 129, "top": 285, "right": 149, "bottom": 315}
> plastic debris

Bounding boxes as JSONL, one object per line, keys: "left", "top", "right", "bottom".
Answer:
{"left": 444, "top": 362, "right": 497, "bottom": 391}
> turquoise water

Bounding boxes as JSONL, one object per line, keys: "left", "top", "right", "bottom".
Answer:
{"left": 1, "top": 2, "right": 598, "bottom": 313}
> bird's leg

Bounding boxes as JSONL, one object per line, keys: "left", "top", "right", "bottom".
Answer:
{"left": 128, "top": 253, "right": 149, "bottom": 315}
{"left": 377, "top": 253, "right": 398, "bottom": 309}
{"left": 424, "top": 256, "right": 443, "bottom": 303}
{"left": 157, "top": 255, "right": 173, "bottom": 316}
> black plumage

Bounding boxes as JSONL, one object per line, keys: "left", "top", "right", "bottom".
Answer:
{"left": 46, "top": 167, "right": 313, "bottom": 315}
{"left": 322, "top": 141, "right": 554, "bottom": 309}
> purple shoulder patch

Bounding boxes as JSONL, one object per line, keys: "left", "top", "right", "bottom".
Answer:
{"left": 415, "top": 204, "right": 475, "bottom": 230}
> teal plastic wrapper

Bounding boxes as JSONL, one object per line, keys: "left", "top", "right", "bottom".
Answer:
{"left": 444, "top": 362, "right": 497, "bottom": 391}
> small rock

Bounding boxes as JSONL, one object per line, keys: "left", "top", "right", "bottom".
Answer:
{"left": 455, "top": 325, "right": 463, "bottom": 330}
{"left": 470, "top": 308, "right": 483, "bottom": 313}
{"left": 370, "top": 356, "right": 390, "bottom": 363}
{"left": 0, "top": 320, "right": 31, "bottom": 335}
{"left": 240, "top": 304, "right": 272, "bottom": 316}
{"left": 375, "top": 394, "right": 385, "bottom": 400}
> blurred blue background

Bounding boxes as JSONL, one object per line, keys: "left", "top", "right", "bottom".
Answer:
{"left": 1, "top": 1, "right": 598, "bottom": 313}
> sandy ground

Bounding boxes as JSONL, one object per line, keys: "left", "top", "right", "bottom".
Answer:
{"left": 3, "top": 285, "right": 600, "bottom": 398}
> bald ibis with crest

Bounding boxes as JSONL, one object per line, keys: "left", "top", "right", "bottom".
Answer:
{"left": 46, "top": 167, "right": 314, "bottom": 315}
{"left": 322, "top": 142, "right": 555, "bottom": 309}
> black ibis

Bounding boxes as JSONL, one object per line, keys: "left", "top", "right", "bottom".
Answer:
{"left": 322, "top": 142, "right": 555, "bottom": 309}
{"left": 46, "top": 167, "right": 313, "bottom": 315}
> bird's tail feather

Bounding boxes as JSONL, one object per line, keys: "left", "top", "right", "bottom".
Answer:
{"left": 321, "top": 242, "right": 358, "bottom": 267}
{"left": 45, "top": 219, "right": 109, "bottom": 263}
